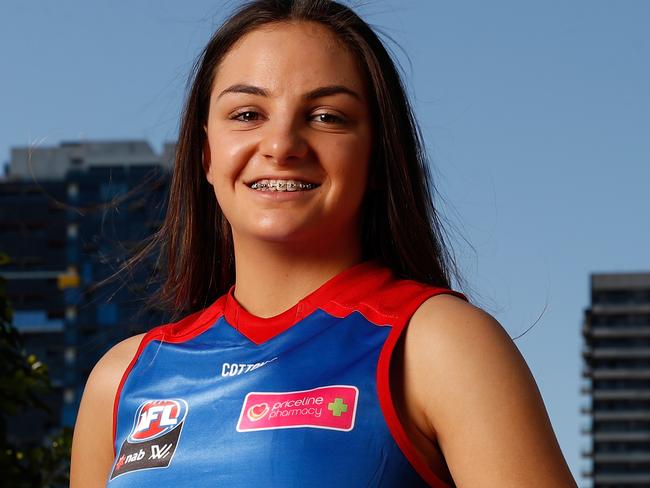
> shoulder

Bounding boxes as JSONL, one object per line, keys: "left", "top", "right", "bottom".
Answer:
{"left": 407, "top": 293, "right": 513, "bottom": 374}
{"left": 93, "top": 333, "right": 146, "bottom": 378}
{"left": 401, "top": 294, "right": 576, "bottom": 486}
{"left": 402, "top": 293, "right": 512, "bottom": 437}
{"left": 70, "top": 333, "right": 146, "bottom": 488}
{"left": 81, "top": 333, "right": 146, "bottom": 407}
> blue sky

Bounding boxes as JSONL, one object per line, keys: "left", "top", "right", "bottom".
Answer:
{"left": 2, "top": 0, "right": 649, "bottom": 483}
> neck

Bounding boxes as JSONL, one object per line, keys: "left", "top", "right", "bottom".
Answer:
{"left": 231, "top": 232, "right": 363, "bottom": 318}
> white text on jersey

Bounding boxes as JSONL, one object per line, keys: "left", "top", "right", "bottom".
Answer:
{"left": 221, "top": 357, "right": 278, "bottom": 377}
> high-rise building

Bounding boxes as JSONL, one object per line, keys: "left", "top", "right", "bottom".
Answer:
{"left": 582, "top": 272, "right": 650, "bottom": 487}
{"left": 0, "top": 140, "right": 173, "bottom": 441}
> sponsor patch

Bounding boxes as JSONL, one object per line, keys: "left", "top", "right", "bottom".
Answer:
{"left": 236, "top": 385, "right": 358, "bottom": 432}
{"left": 110, "top": 399, "right": 188, "bottom": 480}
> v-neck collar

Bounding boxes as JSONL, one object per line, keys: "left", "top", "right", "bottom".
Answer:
{"left": 223, "top": 260, "right": 383, "bottom": 345}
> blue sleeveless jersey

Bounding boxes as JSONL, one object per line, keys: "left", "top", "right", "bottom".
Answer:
{"left": 108, "top": 261, "right": 467, "bottom": 487}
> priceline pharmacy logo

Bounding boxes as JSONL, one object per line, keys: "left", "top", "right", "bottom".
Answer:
{"left": 236, "top": 385, "right": 358, "bottom": 432}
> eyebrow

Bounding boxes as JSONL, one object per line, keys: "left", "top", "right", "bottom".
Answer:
{"left": 216, "top": 84, "right": 361, "bottom": 101}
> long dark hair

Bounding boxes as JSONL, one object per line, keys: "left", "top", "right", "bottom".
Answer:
{"left": 133, "top": 0, "right": 463, "bottom": 317}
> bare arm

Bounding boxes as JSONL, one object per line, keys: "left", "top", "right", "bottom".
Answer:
{"left": 70, "top": 334, "right": 144, "bottom": 488}
{"left": 403, "top": 295, "right": 577, "bottom": 487}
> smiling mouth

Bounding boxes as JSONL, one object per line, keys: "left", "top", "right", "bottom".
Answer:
{"left": 248, "top": 179, "right": 320, "bottom": 192}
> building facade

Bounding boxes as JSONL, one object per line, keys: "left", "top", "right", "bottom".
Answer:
{"left": 0, "top": 140, "right": 173, "bottom": 440}
{"left": 582, "top": 272, "right": 650, "bottom": 486}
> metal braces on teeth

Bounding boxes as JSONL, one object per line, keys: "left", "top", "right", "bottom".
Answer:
{"left": 250, "top": 181, "right": 316, "bottom": 191}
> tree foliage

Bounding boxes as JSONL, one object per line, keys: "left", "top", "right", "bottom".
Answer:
{"left": 0, "top": 256, "right": 72, "bottom": 487}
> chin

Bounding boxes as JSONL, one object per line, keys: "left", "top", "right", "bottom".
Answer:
{"left": 231, "top": 213, "right": 357, "bottom": 248}
{"left": 252, "top": 227, "right": 314, "bottom": 245}
{"left": 251, "top": 219, "right": 349, "bottom": 248}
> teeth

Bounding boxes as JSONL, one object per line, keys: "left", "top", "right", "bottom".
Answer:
{"left": 250, "top": 179, "right": 317, "bottom": 192}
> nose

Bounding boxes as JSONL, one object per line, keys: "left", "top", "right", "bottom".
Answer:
{"left": 258, "top": 116, "right": 308, "bottom": 165}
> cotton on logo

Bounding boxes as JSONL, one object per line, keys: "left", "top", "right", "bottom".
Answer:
{"left": 128, "top": 399, "right": 188, "bottom": 443}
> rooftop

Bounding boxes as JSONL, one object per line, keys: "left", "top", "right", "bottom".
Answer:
{"left": 4, "top": 139, "right": 175, "bottom": 181}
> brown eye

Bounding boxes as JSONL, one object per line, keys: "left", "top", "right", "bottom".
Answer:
{"left": 312, "top": 113, "right": 346, "bottom": 125}
{"left": 232, "top": 111, "right": 261, "bottom": 122}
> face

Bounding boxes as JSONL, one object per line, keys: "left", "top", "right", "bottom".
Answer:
{"left": 203, "top": 21, "right": 373, "bottom": 249}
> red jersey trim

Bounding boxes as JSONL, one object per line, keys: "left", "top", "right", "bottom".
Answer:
{"left": 374, "top": 289, "right": 464, "bottom": 488}
{"left": 321, "top": 286, "right": 466, "bottom": 488}
{"left": 223, "top": 260, "right": 390, "bottom": 344}
{"left": 111, "top": 296, "right": 227, "bottom": 456}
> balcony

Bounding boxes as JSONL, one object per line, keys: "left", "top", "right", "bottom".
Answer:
{"left": 594, "top": 452, "right": 650, "bottom": 462}
{"left": 593, "top": 473, "right": 650, "bottom": 484}
{"left": 593, "top": 431, "right": 650, "bottom": 441}
{"left": 591, "top": 304, "right": 650, "bottom": 314}
{"left": 591, "top": 410, "right": 650, "bottom": 421}
{"left": 592, "top": 390, "right": 650, "bottom": 400}
{"left": 583, "top": 368, "right": 650, "bottom": 379}
{"left": 584, "top": 327, "right": 650, "bottom": 338}
{"left": 583, "top": 347, "right": 650, "bottom": 358}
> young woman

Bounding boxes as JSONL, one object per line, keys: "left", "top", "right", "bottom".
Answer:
{"left": 71, "top": 1, "right": 577, "bottom": 486}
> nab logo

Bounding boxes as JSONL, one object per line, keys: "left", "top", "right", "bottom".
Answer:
{"left": 128, "top": 399, "right": 189, "bottom": 443}
{"left": 110, "top": 398, "right": 189, "bottom": 480}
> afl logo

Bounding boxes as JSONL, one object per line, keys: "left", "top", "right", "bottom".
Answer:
{"left": 128, "top": 399, "right": 189, "bottom": 443}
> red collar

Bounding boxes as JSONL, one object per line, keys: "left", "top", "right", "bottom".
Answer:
{"left": 223, "top": 260, "right": 387, "bottom": 344}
